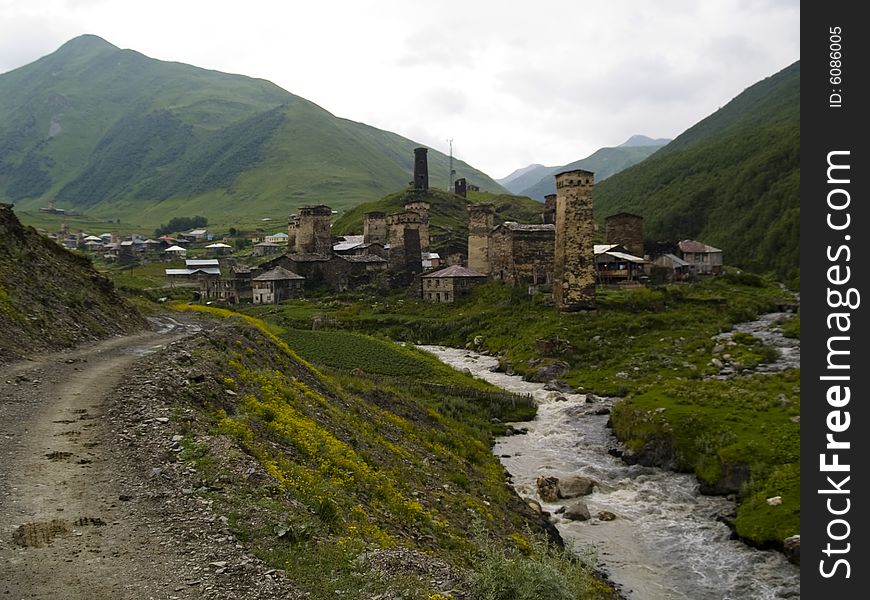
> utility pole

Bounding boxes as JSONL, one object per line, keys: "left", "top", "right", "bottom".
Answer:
{"left": 447, "top": 138, "right": 454, "bottom": 193}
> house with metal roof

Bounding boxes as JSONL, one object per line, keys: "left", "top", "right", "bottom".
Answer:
{"left": 593, "top": 245, "right": 650, "bottom": 284}
{"left": 652, "top": 253, "right": 693, "bottom": 282}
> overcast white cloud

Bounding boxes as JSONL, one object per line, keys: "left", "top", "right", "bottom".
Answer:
{"left": 0, "top": 0, "right": 799, "bottom": 178}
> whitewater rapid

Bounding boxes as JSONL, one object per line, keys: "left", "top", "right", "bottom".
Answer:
{"left": 418, "top": 344, "right": 801, "bottom": 600}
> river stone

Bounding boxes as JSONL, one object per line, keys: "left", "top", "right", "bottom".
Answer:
{"left": 597, "top": 511, "right": 617, "bottom": 521}
{"left": 558, "top": 475, "right": 597, "bottom": 498}
{"left": 563, "top": 501, "right": 591, "bottom": 521}
{"left": 525, "top": 499, "right": 543, "bottom": 514}
{"left": 525, "top": 361, "right": 570, "bottom": 383}
{"left": 543, "top": 379, "right": 574, "bottom": 393}
{"left": 783, "top": 534, "right": 800, "bottom": 565}
{"left": 536, "top": 476, "right": 560, "bottom": 503}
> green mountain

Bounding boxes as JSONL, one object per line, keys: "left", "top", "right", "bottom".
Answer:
{"left": 594, "top": 61, "right": 800, "bottom": 283}
{"left": 0, "top": 35, "right": 506, "bottom": 230}
{"left": 501, "top": 137, "right": 669, "bottom": 199}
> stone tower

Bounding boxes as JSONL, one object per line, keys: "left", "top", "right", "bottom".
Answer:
{"left": 295, "top": 205, "right": 332, "bottom": 255}
{"left": 363, "top": 211, "right": 387, "bottom": 245}
{"left": 287, "top": 214, "right": 299, "bottom": 248}
{"left": 467, "top": 203, "right": 496, "bottom": 274}
{"left": 454, "top": 178, "right": 467, "bottom": 198}
{"left": 543, "top": 194, "right": 556, "bottom": 224}
{"left": 402, "top": 201, "right": 430, "bottom": 252}
{"left": 413, "top": 147, "right": 429, "bottom": 190}
{"left": 553, "top": 170, "right": 595, "bottom": 310}
{"left": 605, "top": 212, "right": 645, "bottom": 258}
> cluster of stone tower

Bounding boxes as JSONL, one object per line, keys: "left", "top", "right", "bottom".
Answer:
{"left": 553, "top": 170, "right": 596, "bottom": 310}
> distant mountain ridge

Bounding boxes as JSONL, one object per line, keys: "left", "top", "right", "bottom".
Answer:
{"left": 497, "top": 164, "right": 546, "bottom": 186}
{"left": 619, "top": 134, "right": 671, "bottom": 147}
{"left": 0, "top": 35, "right": 506, "bottom": 229}
{"left": 500, "top": 136, "right": 669, "bottom": 200}
{"left": 595, "top": 61, "right": 800, "bottom": 282}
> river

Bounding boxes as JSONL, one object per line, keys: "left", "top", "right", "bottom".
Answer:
{"left": 419, "top": 318, "right": 801, "bottom": 600}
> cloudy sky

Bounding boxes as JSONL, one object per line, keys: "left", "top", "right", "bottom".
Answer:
{"left": 0, "top": 0, "right": 799, "bottom": 178}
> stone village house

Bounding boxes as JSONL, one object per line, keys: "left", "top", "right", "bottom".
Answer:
{"left": 252, "top": 266, "right": 305, "bottom": 304}
{"left": 421, "top": 265, "right": 487, "bottom": 303}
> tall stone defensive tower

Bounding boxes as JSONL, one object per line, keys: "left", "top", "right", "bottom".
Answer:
{"left": 413, "top": 147, "right": 429, "bottom": 190}
{"left": 605, "top": 212, "right": 645, "bottom": 258}
{"left": 553, "top": 170, "right": 595, "bottom": 310}
{"left": 403, "top": 200, "right": 430, "bottom": 252}
{"left": 543, "top": 194, "right": 556, "bottom": 224}
{"left": 363, "top": 211, "right": 387, "bottom": 245}
{"left": 467, "top": 203, "right": 496, "bottom": 274}
{"left": 295, "top": 205, "right": 332, "bottom": 255}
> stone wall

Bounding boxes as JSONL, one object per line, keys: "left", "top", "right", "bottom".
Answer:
{"left": 553, "top": 170, "right": 595, "bottom": 310}
{"left": 489, "top": 224, "right": 554, "bottom": 286}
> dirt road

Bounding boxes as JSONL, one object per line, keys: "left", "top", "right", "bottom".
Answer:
{"left": 0, "top": 319, "right": 295, "bottom": 599}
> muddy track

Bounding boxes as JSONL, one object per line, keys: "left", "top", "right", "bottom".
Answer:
{"left": 0, "top": 318, "right": 296, "bottom": 599}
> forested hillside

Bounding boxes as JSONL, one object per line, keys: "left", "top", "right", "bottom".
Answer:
{"left": 594, "top": 62, "right": 800, "bottom": 283}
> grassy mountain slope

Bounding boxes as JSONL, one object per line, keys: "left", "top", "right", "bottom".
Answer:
{"left": 331, "top": 188, "right": 545, "bottom": 248}
{"left": 0, "top": 203, "right": 145, "bottom": 362}
{"left": 594, "top": 62, "right": 800, "bottom": 282}
{"left": 518, "top": 144, "right": 666, "bottom": 200}
{"left": 0, "top": 35, "right": 505, "bottom": 230}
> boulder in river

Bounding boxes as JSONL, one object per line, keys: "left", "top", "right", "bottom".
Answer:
{"left": 563, "top": 501, "right": 591, "bottom": 521}
{"left": 524, "top": 361, "right": 570, "bottom": 383}
{"left": 597, "top": 511, "right": 617, "bottom": 521}
{"left": 543, "top": 379, "right": 575, "bottom": 393}
{"left": 558, "top": 475, "right": 597, "bottom": 498}
{"left": 536, "top": 476, "right": 560, "bottom": 502}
